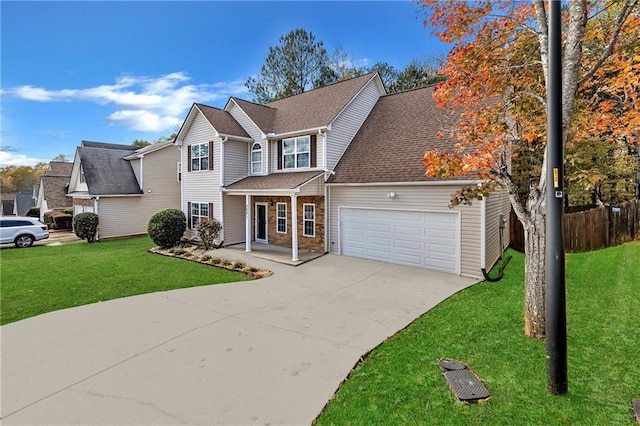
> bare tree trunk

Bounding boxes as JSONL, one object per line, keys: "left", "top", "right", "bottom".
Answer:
{"left": 502, "top": 170, "right": 547, "bottom": 339}
{"left": 524, "top": 214, "right": 546, "bottom": 338}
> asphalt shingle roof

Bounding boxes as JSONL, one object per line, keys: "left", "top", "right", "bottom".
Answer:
{"left": 225, "top": 171, "right": 324, "bottom": 191}
{"left": 329, "top": 86, "right": 470, "bottom": 184}
{"left": 229, "top": 73, "right": 378, "bottom": 135}
{"left": 196, "top": 104, "right": 251, "bottom": 139}
{"left": 78, "top": 142, "right": 142, "bottom": 195}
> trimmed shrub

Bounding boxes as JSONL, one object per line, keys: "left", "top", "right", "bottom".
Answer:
{"left": 25, "top": 207, "right": 40, "bottom": 217}
{"left": 45, "top": 210, "right": 73, "bottom": 230}
{"left": 147, "top": 208, "right": 186, "bottom": 249}
{"left": 73, "top": 212, "right": 99, "bottom": 242}
{"left": 197, "top": 218, "right": 223, "bottom": 250}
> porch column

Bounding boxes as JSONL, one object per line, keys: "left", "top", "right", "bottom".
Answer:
{"left": 291, "top": 194, "right": 299, "bottom": 261}
{"left": 245, "top": 194, "right": 252, "bottom": 252}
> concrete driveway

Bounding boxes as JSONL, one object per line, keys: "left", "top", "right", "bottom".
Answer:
{"left": 1, "top": 251, "right": 477, "bottom": 425}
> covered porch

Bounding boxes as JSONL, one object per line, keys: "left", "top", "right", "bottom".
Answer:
{"left": 223, "top": 171, "right": 326, "bottom": 262}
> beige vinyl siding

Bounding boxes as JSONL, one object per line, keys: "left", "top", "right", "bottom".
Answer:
{"left": 484, "top": 188, "right": 512, "bottom": 270}
{"left": 327, "top": 184, "right": 482, "bottom": 278}
{"left": 181, "top": 111, "right": 222, "bottom": 238}
{"left": 224, "top": 139, "right": 249, "bottom": 185}
{"left": 129, "top": 158, "right": 142, "bottom": 187}
{"left": 95, "top": 145, "right": 181, "bottom": 240}
{"left": 325, "top": 79, "right": 383, "bottom": 171}
{"left": 228, "top": 102, "right": 264, "bottom": 140}
{"left": 222, "top": 194, "right": 246, "bottom": 245}
{"left": 96, "top": 197, "right": 145, "bottom": 239}
{"left": 298, "top": 176, "right": 324, "bottom": 196}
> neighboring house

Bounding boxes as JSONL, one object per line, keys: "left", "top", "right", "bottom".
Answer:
{"left": 67, "top": 140, "right": 181, "bottom": 239}
{"left": 1, "top": 198, "right": 15, "bottom": 216}
{"left": 15, "top": 190, "right": 35, "bottom": 216}
{"left": 175, "top": 72, "right": 509, "bottom": 278}
{"left": 35, "top": 161, "right": 73, "bottom": 221}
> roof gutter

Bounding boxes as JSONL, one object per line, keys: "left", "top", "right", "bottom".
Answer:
{"left": 215, "top": 132, "right": 253, "bottom": 142}
{"left": 266, "top": 126, "right": 328, "bottom": 140}
{"left": 325, "top": 180, "right": 481, "bottom": 187}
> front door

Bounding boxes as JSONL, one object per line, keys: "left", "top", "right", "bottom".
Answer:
{"left": 255, "top": 203, "right": 267, "bottom": 242}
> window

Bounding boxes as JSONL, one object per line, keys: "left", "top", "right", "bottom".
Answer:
{"left": 177, "top": 162, "right": 181, "bottom": 182}
{"left": 190, "top": 142, "right": 209, "bottom": 171}
{"left": 303, "top": 203, "right": 315, "bottom": 237}
{"left": 190, "top": 202, "right": 209, "bottom": 229}
{"left": 80, "top": 166, "right": 85, "bottom": 183}
{"left": 276, "top": 203, "right": 287, "bottom": 233}
{"left": 282, "top": 136, "right": 310, "bottom": 169}
{"left": 251, "top": 143, "right": 262, "bottom": 174}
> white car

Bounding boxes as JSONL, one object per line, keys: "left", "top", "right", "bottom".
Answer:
{"left": 0, "top": 216, "right": 50, "bottom": 248}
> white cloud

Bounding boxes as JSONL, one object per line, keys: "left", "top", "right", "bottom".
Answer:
{"left": 7, "top": 72, "right": 249, "bottom": 132}
{"left": 0, "top": 151, "right": 48, "bottom": 167}
{"left": 107, "top": 110, "right": 182, "bottom": 132}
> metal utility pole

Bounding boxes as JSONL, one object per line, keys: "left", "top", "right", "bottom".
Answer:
{"left": 545, "top": 0, "right": 568, "bottom": 395}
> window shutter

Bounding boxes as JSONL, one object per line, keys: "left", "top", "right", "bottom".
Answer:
{"left": 208, "top": 202, "right": 214, "bottom": 219}
{"left": 277, "top": 140, "right": 283, "bottom": 170}
{"left": 310, "top": 134, "right": 317, "bottom": 168}
{"left": 187, "top": 202, "right": 191, "bottom": 228}
{"left": 208, "top": 141, "right": 214, "bottom": 171}
{"left": 187, "top": 147, "right": 192, "bottom": 172}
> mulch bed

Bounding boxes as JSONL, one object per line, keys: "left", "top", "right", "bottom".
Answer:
{"left": 149, "top": 244, "right": 272, "bottom": 279}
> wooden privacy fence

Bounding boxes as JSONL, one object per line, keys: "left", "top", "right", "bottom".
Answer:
{"left": 510, "top": 200, "right": 640, "bottom": 253}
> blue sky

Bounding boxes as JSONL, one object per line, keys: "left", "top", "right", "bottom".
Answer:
{"left": 1, "top": 1, "right": 450, "bottom": 167}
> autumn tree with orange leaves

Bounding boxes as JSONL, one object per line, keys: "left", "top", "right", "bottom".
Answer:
{"left": 417, "top": 0, "right": 639, "bottom": 338}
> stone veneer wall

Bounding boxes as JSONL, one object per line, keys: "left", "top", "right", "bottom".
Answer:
{"left": 253, "top": 195, "right": 325, "bottom": 253}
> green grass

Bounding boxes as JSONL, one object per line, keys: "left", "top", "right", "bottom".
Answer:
{"left": 0, "top": 237, "right": 249, "bottom": 325}
{"left": 316, "top": 242, "right": 640, "bottom": 425}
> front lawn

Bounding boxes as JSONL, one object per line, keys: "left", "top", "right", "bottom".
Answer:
{"left": 0, "top": 237, "right": 249, "bottom": 325}
{"left": 316, "top": 242, "right": 640, "bottom": 425}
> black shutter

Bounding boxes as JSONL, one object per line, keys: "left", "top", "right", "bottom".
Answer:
{"left": 277, "top": 140, "right": 283, "bottom": 170}
{"left": 208, "top": 202, "right": 214, "bottom": 219}
{"left": 310, "top": 134, "right": 317, "bottom": 168}
{"left": 187, "top": 202, "right": 192, "bottom": 228}
{"left": 187, "top": 147, "right": 192, "bottom": 172}
{"left": 209, "top": 141, "right": 214, "bottom": 171}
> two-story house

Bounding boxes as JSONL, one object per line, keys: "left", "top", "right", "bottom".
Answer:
{"left": 175, "top": 72, "right": 510, "bottom": 279}
{"left": 67, "top": 140, "right": 181, "bottom": 239}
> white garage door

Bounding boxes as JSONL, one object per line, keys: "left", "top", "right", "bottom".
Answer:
{"left": 340, "top": 208, "right": 459, "bottom": 273}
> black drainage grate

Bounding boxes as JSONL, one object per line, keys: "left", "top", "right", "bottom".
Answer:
{"left": 439, "top": 358, "right": 490, "bottom": 403}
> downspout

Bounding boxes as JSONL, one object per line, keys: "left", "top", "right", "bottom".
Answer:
{"left": 93, "top": 196, "right": 100, "bottom": 241}
{"left": 139, "top": 156, "right": 144, "bottom": 190}
{"left": 480, "top": 196, "right": 486, "bottom": 271}
{"left": 319, "top": 128, "right": 330, "bottom": 253}
{"left": 219, "top": 137, "right": 228, "bottom": 242}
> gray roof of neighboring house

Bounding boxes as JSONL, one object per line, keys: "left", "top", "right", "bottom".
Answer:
{"left": 225, "top": 171, "right": 324, "bottom": 191}
{"left": 45, "top": 161, "right": 73, "bottom": 177}
{"left": 228, "top": 73, "right": 379, "bottom": 135}
{"left": 15, "top": 190, "right": 35, "bottom": 215}
{"left": 81, "top": 141, "right": 138, "bottom": 151}
{"left": 329, "top": 86, "right": 470, "bottom": 184}
{"left": 195, "top": 104, "right": 251, "bottom": 139}
{"left": 78, "top": 142, "right": 142, "bottom": 195}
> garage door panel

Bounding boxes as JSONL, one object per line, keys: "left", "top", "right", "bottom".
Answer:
{"left": 340, "top": 208, "right": 459, "bottom": 274}
{"left": 394, "top": 238, "right": 422, "bottom": 250}
{"left": 367, "top": 236, "right": 392, "bottom": 247}
{"left": 367, "top": 248, "right": 392, "bottom": 261}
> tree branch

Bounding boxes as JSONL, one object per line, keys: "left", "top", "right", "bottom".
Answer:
{"left": 577, "top": 0, "right": 638, "bottom": 86}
